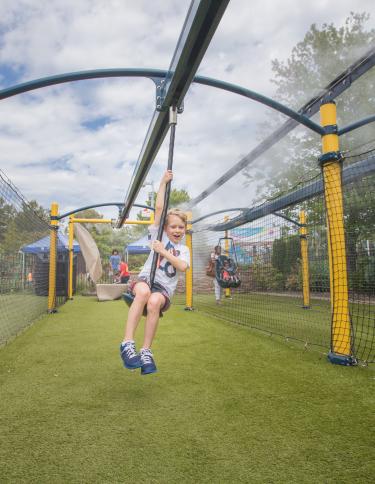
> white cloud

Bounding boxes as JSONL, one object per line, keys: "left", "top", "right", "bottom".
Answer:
{"left": 0, "top": 0, "right": 374, "bottom": 222}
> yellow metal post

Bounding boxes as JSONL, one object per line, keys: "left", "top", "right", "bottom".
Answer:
{"left": 185, "top": 211, "right": 193, "bottom": 310}
{"left": 68, "top": 215, "right": 74, "bottom": 299}
{"left": 73, "top": 218, "right": 112, "bottom": 224}
{"left": 72, "top": 218, "right": 153, "bottom": 224}
{"left": 299, "top": 211, "right": 310, "bottom": 309}
{"left": 320, "top": 101, "right": 352, "bottom": 359}
{"left": 224, "top": 216, "right": 231, "bottom": 299}
{"left": 48, "top": 202, "right": 59, "bottom": 313}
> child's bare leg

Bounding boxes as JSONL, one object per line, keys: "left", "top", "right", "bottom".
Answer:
{"left": 124, "top": 282, "right": 150, "bottom": 341}
{"left": 142, "top": 293, "right": 165, "bottom": 349}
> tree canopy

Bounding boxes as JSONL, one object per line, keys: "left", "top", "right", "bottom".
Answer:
{"left": 245, "top": 12, "right": 375, "bottom": 202}
{"left": 242, "top": 13, "right": 375, "bottom": 281}
{"left": 0, "top": 198, "right": 49, "bottom": 254}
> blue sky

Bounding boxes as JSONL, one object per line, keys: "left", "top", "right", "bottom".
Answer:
{"left": 0, "top": 0, "right": 374, "bottom": 221}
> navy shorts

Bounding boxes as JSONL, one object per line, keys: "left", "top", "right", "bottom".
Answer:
{"left": 128, "top": 277, "right": 171, "bottom": 312}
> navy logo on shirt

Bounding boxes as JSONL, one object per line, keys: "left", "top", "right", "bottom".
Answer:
{"left": 158, "top": 241, "right": 180, "bottom": 278}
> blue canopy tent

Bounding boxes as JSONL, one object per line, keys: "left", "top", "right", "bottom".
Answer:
{"left": 20, "top": 233, "right": 81, "bottom": 296}
{"left": 21, "top": 232, "right": 80, "bottom": 254}
{"left": 125, "top": 235, "right": 150, "bottom": 261}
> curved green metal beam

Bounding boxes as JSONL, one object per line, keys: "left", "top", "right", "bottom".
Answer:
{"left": 0, "top": 69, "right": 323, "bottom": 134}
{"left": 196, "top": 76, "right": 324, "bottom": 135}
{"left": 192, "top": 207, "right": 246, "bottom": 224}
{"left": 210, "top": 154, "right": 375, "bottom": 231}
{"left": 0, "top": 69, "right": 165, "bottom": 100}
{"left": 338, "top": 114, "right": 375, "bottom": 136}
{"left": 273, "top": 211, "right": 302, "bottom": 227}
{"left": 57, "top": 202, "right": 154, "bottom": 220}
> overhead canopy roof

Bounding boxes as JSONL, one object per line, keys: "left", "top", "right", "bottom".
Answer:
{"left": 21, "top": 233, "right": 80, "bottom": 254}
{"left": 126, "top": 235, "right": 150, "bottom": 255}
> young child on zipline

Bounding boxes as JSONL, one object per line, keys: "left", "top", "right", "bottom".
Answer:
{"left": 221, "top": 260, "right": 231, "bottom": 281}
{"left": 120, "top": 170, "right": 190, "bottom": 375}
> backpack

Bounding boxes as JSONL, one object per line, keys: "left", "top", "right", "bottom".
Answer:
{"left": 205, "top": 258, "right": 216, "bottom": 278}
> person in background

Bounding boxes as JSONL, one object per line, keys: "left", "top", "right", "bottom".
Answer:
{"left": 119, "top": 258, "right": 130, "bottom": 284}
{"left": 211, "top": 245, "right": 222, "bottom": 304}
{"left": 109, "top": 249, "right": 121, "bottom": 278}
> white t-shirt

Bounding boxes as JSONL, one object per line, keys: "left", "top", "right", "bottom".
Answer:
{"left": 138, "top": 225, "right": 190, "bottom": 298}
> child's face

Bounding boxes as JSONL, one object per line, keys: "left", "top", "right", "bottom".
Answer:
{"left": 165, "top": 214, "right": 186, "bottom": 244}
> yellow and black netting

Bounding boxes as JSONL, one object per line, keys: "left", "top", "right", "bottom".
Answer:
{"left": 191, "top": 203, "right": 331, "bottom": 353}
{"left": 188, "top": 149, "right": 375, "bottom": 365}
{"left": 342, "top": 149, "right": 375, "bottom": 364}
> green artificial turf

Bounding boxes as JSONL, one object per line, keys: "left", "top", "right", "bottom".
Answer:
{"left": 192, "top": 292, "right": 332, "bottom": 347}
{"left": 191, "top": 292, "right": 375, "bottom": 362}
{"left": 0, "top": 293, "right": 47, "bottom": 345}
{"left": 0, "top": 296, "right": 374, "bottom": 483}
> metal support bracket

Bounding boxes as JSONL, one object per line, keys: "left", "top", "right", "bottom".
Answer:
{"left": 151, "top": 77, "right": 165, "bottom": 111}
{"left": 327, "top": 351, "right": 357, "bottom": 366}
{"left": 323, "top": 124, "right": 338, "bottom": 135}
{"left": 151, "top": 78, "right": 184, "bottom": 113}
{"left": 318, "top": 151, "right": 343, "bottom": 167}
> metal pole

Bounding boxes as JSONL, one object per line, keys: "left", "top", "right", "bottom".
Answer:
{"left": 68, "top": 216, "right": 74, "bottom": 299}
{"left": 320, "top": 101, "right": 353, "bottom": 364}
{"left": 185, "top": 211, "right": 193, "bottom": 310}
{"left": 299, "top": 211, "right": 310, "bottom": 309}
{"left": 48, "top": 202, "right": 59, "bottom": 313}
{"left": 224, "top": 216, "right": 231, "bottom": 299}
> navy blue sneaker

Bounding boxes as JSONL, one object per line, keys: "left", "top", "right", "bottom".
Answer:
{"left": 120, "top": 341, "right": 142, "bottom": 370}
{"left": 140, "top": 348, "right": 157, "bottom": 375}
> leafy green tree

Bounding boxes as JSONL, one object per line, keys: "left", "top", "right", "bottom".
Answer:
{"left": 271, "top": 235, "right": 300, "bottom": 280}
{"left": 74, "top": 208, "right": 104, "bottom": 228}
{"left": 72, "top": 208, "right": 134, "bottom": 262}
{"left": 0, "top": 197, "right": 16, "bottom": 245}
{"left": 245, "top": 12, "right": 375, "bottom": 277}
{"left": 169, "top": 188, "right": 190, "bottom": 208}
{"left": 245, "top": 12, "right": 375, "bottom": 201}
{"left": 1, "top": 199, "right": 49, "bottom": 253}
{"left": 132, "top": 187, "right": 191, "bottom": 239}
{"left": 151, "top": 187, "right": 190, "bottom": 208}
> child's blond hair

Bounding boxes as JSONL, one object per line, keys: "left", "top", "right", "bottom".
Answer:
{"left": 165, "top": 208, "right": 187, "bottom": 227}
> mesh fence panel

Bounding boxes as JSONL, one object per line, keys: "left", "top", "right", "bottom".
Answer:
{"left": 0, "top": 171, "right": 66, "bottom": 345}
{"left": 342, "top": 152, "right": 375, "bottom": 363}
{"left": 189, "top": 151, "right": 375, "bottom": 364}
{"left": 192, "top": 207, "right": 331, "bottom": 352}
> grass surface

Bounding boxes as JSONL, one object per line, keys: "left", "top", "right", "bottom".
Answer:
{"left": 0, "top": 296, "right": 374, "bottom": 483}
{"left": 190, "top": 292, "right": 375, "bottom": 362}
{"left": 0, "top": 293, "right": 47, "bottom": 345}
{"left": 191, "top": 292, "right": 332, "bottom": 347}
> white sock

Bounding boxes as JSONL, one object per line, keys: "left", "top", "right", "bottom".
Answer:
{"left": 122, "top": 339, "right": 134, "bottom": 345}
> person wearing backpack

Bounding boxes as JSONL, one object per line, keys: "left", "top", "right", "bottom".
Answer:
{"left": 209, "top": 245, "right": 222, "bottom": 304}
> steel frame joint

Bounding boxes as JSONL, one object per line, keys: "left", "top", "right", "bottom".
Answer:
{"left": 152, "top": 77, "right": 165, "bottom": 111}
{"left": 318, "top": 151, "right": 343, "bottom": 167}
